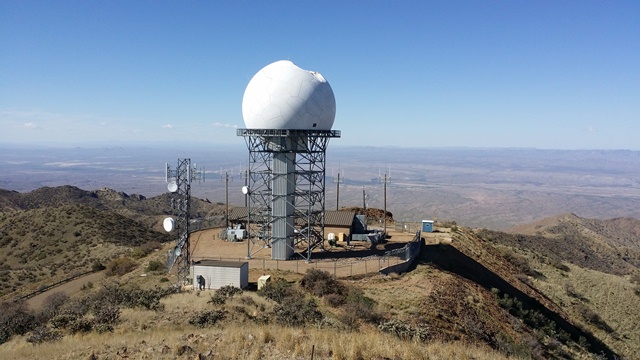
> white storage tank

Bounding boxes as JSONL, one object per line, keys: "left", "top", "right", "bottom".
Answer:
{"left": 192, "top": 260, "right": 249, "bottom": 290}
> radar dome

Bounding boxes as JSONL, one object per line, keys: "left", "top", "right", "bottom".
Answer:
{"left": 242, "top": 60, "right": 336, "bottom": 130}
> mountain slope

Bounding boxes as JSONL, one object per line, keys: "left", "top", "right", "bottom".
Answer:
{"left": 500, "top": 213, "right": 640, "bottom": 275}
{"left": 0, "top": 204, "right": 171, "bottom": 298}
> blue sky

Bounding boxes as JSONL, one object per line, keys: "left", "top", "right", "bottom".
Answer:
{"left": 1, "top": 1, "right": 638, "bottom": 149}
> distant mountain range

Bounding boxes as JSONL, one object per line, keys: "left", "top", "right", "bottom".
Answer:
{"left": 2, "top": 146, "right": 639, "bottom": 229}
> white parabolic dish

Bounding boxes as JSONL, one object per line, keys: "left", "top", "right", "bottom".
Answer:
{"left": 167, "top": 182, "right": 178, "bottom": 193}
{"left": 242, "top": 60, "right": 336, "bottom": 130}
{"left": 163, "top": 217, "right": 175, "bottom": 232}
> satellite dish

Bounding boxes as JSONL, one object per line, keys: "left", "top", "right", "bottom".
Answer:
{"left": 174, "top": 246, "right": 182, "bottom": 257}
{"left": 163, "top": 217, "right": 175, "bottom": 232}
{"left": 167, "top": 181, "right": 178, "bottom": 193}
{"left": 242, "top": 186, "right": 249, "bottom": 195}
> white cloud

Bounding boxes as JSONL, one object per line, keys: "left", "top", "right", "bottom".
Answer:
{"left": 162, "top": 124, "right": 173, "bottom": 129}
{"left": 23, "top": 122, "right": 37, "bottom": 129}
{"left": 213, "top": 122, "right": 238, "bottom": 128}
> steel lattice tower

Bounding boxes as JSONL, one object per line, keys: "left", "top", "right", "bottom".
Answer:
{"left": 237, "top": 129, "right": 340, "bottom": 261}
{"left": 166, "top": 159, "right": 203, "bottom": 284}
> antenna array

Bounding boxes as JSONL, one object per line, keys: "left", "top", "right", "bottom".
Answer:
{"left": 164, "top": 158, "right": 204, "bottom": 285}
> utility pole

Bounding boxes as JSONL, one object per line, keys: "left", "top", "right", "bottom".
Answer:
{"left": 383, "top": 173, "right": 387, "bottom": 234}
{"left": 221, "top": 172, "right": 232, "bottom": 229}
{"left": 379, "top": 167, "right": 391, "bottom": 235}
{"left": 336, "top": 171, "right": 341, "bottom": 210}
{"left": 362, "top": 186, "right": 366, "bottom": 212}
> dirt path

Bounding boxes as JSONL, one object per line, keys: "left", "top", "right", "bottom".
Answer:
{"left": 26, "top": 271, "right": 105, "bottom": 310}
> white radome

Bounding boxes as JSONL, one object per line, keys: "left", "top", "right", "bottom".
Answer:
{"left": 242, "top": 60, "right": 336, "bottom": 130}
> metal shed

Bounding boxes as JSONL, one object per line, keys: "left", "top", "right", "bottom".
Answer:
{"left": 192, "top": 260, "right": 249, "bottom": 290}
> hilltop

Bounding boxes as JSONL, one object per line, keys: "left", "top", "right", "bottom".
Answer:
{"left": 0, "top": 186, "right": 638, "bottom": 359}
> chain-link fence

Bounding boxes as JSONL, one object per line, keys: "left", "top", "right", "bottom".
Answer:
{"left": 191, "top": 231, "right": 423, "bottom": 278}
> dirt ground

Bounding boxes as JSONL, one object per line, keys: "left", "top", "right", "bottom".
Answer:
{"left": 189, "top": 225, "right": 451, "bottom": 280}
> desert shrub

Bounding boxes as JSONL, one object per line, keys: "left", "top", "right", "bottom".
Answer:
{"left": 0, "top": 301, "right": 38, "bottom": 344}
{"left": 50, "top": 314, "right": 78, "bottom": 330}
{"left": 239, "top": 296, "right": 256, "bottom": 307}
{"left": 105, "top": 257, "right": 137, "bottom": 277}
{"left": 324, "top": 293, "right": 345, "bottom": 307}
{"left": 208, "top": 293, "right": 227, "bottom": 305}
{"left": 146, "top": 260, "right": 164, "bottom": 272}
{"left": 26, "top": 326, "right": 62, "bottom": 344}
{"left": 378, "top": 319, "right": 430, "bottom": 342}
{"left": 90, "top": 283, "right": 173, "bottom": 311}
{"left": 217, "top": 285, "right": 243, "bottom": 298}
{"left": 189, "top": 310, "right": 227, "bottom": 328}
{"left": 94, "top": 323, "right": 114, "bottom": 333}
{"left": 91, "top": 260, "right": 106, "bottom": 272}
{"left": 258, "top": 278, "right": 295, "bottom": 303}
{"left": 159, "top": 277, "right": 170, "bottom": 283}
{"left": 68, "top": 318, "right": 93, "bottom": 333}
{"left": 301, "top": 269, "right": 345, "bottom": 297}
{"left": 92, "top": 304, "right": 120, "bottom": 325}
{"left": 39, "top": 292, "right": 69, "bottom": 322}
{"left": 274, "top": 296, "right": 322, "bottom": 327}
{"left": 207, "top": 285, "right": 243, "bottom": 306}
{"left": 341, "top": 287, "right": 381, "bottom": 325}
{"left": 59, "top": 297, "right": 89, "bottom": 317}
{"left": 493, "top": 331, "right": 532, "bottom": 358}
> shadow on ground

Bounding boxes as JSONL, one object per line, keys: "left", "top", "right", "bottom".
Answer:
{"left": 414, "top": 244, "right": 618, "bottom": 360}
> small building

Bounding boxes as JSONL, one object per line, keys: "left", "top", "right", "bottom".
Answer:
{"left": 324, "top": 210, "right": 357, "bottom": 240}
{"left": 421, "top": 220, "right": 434, "bottom": 233}
{"left": 192, "top": 260, "right": 249, "bottom": 290}
{"left": 228, "top": 207, "right": 249, "bottom": 227}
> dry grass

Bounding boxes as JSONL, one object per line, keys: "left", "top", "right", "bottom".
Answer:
{"left": 527, "top": 257, "right": 640, "bottom": 359}
{"left": 1, "top": 308, "right": 511, "bottom": 360}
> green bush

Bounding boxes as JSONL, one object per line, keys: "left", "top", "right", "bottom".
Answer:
{"left": 26, "top": 326, "right": 62, "bottom": 344}
{"left": 217, "top": 285, "right": 242, "bottom": 298}
{"left": 258, "top": 278, "right": 295, "bottom": 303}
{"left": 274, "top": 296, "right": 322, "bottom": 327}
{"left": 50, "top": 314, "right": 77, "bottom": 330}
{"left": 146, "top": 260, "right": 164, "bottom": 272}
{"left": 301, "top": 269, "right": 345, "bottom": 297}
{"left": 94, "top": 323, "right": 114, "bottom": 333}
{"left": 90, "top": 283, "right": 174, "bottom": 311}
{"left": 188, "top": 310, "right": 227, "bottom": 328}
{"left": 378, "top": 319, "right": 430, "bottom": 342}
{"left": 92, "top": 304, "right": 120, "bottom": 325}
{"left": 68, "top": 318, "right": 93, "bottom": 333}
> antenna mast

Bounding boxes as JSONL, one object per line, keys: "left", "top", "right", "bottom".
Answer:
{"left": 165, "top": 158, "right": 204, "bottom": 285}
